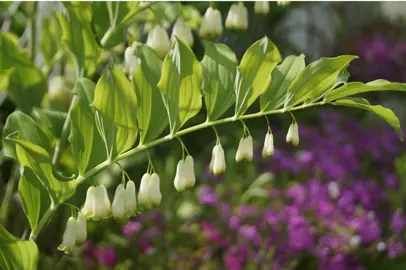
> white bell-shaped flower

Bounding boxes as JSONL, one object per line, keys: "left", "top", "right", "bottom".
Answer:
{"left": 93, "top": 185, "right": 111, "bottom": 220}
{"left": 254, "top": 1, "right": 270, "bottom": 15}
{"left": 125, "top": 180, "right": 137, "bottom": 217}
{"left": 146, "top": 25, "right": 170, "bottom": 58}
{"left": 58, "top": 217, "right": 77, "bottom": 253}
{"left": 199, "top": 7, "right": 223, "bottom": 39}
{"left": 210, "top": 143, "right": 226, "bottom": 175}
{"left": 262, "top": 132, "right": 274, "bottom": 158}
{"left": 171, "top": 17, "right": 194, "bottom": 47}
{"left": 174, "top": 160, "right": 187, "bottom": 192}
{"left": 184, "top": 155, "right": 196, "bottom": 188}
{"left": 286, "top": 122, "right": 299, "bottom": 146}
{"left": 124, "top": 46, "right": 139, "bottom": 75}
{"left": 225, "top": 3, "right": 248, "bottom": 30}
{"left": 149, "top": 173, "right": 162, "bottom": 206}
{"left": 236, "top": 136, "right": 253, "bottom": 162}
{"left": 138, "top": 173, "right": 151, "bottom": 207}
{"left": 75, "top": 213, "right": 87, "bottom": 245}
{"left": 112, "top": 184, "right": 127, "bottom": 220}
{"left": 82, "top": 186, "right": 96, "bottom": 218}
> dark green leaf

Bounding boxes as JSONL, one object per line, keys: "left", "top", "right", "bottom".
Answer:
{"left": 32, "top": 109, "right": 67, "bottom": 139}
{"left": 0, "top": 68, "right": 14, "bottom": 91}
{"left": 0, "top": 33, "right": 47, "bottom": 113}
{"left": 285, "top": 55, "right": 357, "bottom": 107}
{"left": 201, "top": 42, "right": 238, "bottom": 121}
{"left": 260, "top": 54, "right": 305, "bottom": 111}
{"left": 235, "top": 36, "right": 282, "bottom": 117}
{"left": 18, "top": 168, "right": 51, "bottom": 232}
{"left": 39, "top": 16, "right": 60, "bottom": 65}
{"left": 132, "top": 45, "right": 168, "bottom": 144}
{"left": 93, "top": 68, "right": 138, "bottom": 158}
{"left": 333, "top": 98, "right": 403, "bottom": 140}
{"left": 325, "top": 79, "right": 406, "bottom": 102}
{"left": 0, "top": 224, "right": 39, "bottom": 270}
{"left": 158, "top": 38, "right": 203, "bottom": 134}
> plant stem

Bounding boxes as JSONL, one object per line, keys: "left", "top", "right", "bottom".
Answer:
{"left": 30, "top": 203, "right": 57, "bottom": 241}
{"left": 0, "top": 164, "right": 19, "bottom": 226}
{"left": 27, "top": 2, "right": 37, "bottom": 63}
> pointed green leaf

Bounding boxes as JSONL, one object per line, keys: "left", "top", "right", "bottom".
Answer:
{"left": 158, "top": 38, "right": 203, "bottom": 134}
{"left": 325, "top": 80, "right": 406, "bottom": 102}
{"left": 69, "top": 78, "right": 105, "bottom": 174}
{"left": 201, "top": 42, "right": 238, "bottom": 121}
{"left": 260, "top": 54, "right": 305, "bottom": 111}
{"left": 6, "top": 132, "right": 76, "bottom": 202}
{"left": 285, "top": 55, "right": 357, "bottom": 107}
{"left": 133, "top": 45, "right": 168, "bottom": 144}
{"left": 2, "top": 112, "right": 51, "bottom": 160}
{"left": 333, "top": 98, "right": 403, "bottom": 140}
{"left": 93, "top": 68, "right": 138, "bottom": 158}
{"left": 0, "top": 68, "right": 14, "bottom": 91}
{"left": 234, "top": 36, "right": 282, "bottom": 117}
{"left": 32, "top": 109, "right": 67, "bottom": 139}
{"left": 39, "top": 16, "right": 60, "bottom": 65}
{"left": 0, "top": 33, "right": 47, "bottom": 113}
{"left": 0, "top": 225, "right": 39, "bottom": 270}
{"left": 18, "top": 168, "right": 51, "bottom": 232}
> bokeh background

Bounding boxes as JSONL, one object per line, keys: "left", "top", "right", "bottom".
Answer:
{"left": 1, "top": 1, "right": 406, "bottom": 269}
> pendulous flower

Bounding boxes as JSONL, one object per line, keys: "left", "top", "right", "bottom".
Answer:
{"left": 199, "top": 7, "right": 223, "bottom": 39}
{"left": 225, "top": 3, "right": 248, "bottom": 30}
{"left": 146, "top": 25, "right": 170, "bottom": 58}
{"left": 286, "top": 121, "right": 299, "bottom": 146}
{"left": 210, "top": 143, "right": 226, "bottom": 175}
{"left": 262, "top": 131, "right": 274, "bottom": 158}
{"left": 58, "top": 217, "right": 78, "bottom": 253}
{"left": 171, "top": 17, "right": 194, "bottom": 47}
{"left": 254, "top": 1, "right": 270, "bottom": 15}
{"left": 235, "top": 136, "right": 253, "bottom": 162}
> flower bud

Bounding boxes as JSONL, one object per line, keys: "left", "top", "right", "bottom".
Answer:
{"left": 174, "top": 160, "right": 187, "bottom": 192}
{"left": 286, "top": 122, "right": 299, "bottom": 146}
{"left": 199, "top": 7, "right": 223, "bottom": 39}
{"left": 171, "top": 17, "right": 194, "bottom": 47}
{"left": 125, "top": 180, "right": 137, "bottom": 217}
{"left": 138, "top": 173, "right": 151, "bottom": 207}
{"left": 262, "top": 132, "right": 274, "bottom": 158}
{"left": 75, "top": 213, "right": 87, "bottom": 245}
{"left": 236, "top": 136, "right": 253, "bottom": 162}
{"left": 254, "top": 1, "right": 270, "bottom": 14}
{"left": 184, "top": 155, "right": 196, "bottom": 188}
{"left": 124, "top": 46, "right": 139, "bottom": 75}
{"left": 225, "top": 3, "right": 248, "bottom": 30}
{"left": 58, "top": 217, "right": 77, "bottom": 253}
{"left": 93, "top": 185, "right": 111, "bottom": 220}
{"left": 210, "top": 144, "right": 226, "bottom": 175}
{"left": 149, "top": 173, "right": 162, "bottom": 206}
{"left": 146, "top": 25, "right": 170, "bottom": 58}
{"left": 112, "top": 184, "right": 127, "bottom": 220}
{"left": 277, "top": 1, "right": 290, "bottom": 7}
{"left": 82, "top": 186, "right": 96, "bottom": 218}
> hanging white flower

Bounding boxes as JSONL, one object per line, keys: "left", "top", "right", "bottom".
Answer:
{"left": 286, "top": 122, "right": 299, "bottom": 146}
{"left": 146, "top": 25, "right": 170, "bottom": 58}
{"left": 75, "top": 213, "right": 87, "bottom": 245}
{"left": 236, "top": 136, "right": 253, "bottom": 162}
{"left": 199, "top": 7, "right": 223, "bottom": 39}
{"left": 125, "top": 180, "right": 137, "bottom": 217}
{"left": 149, "top": 173, "right": 162, "bottom": 206}
{"left": 225, "top": 3, "right": 248, "bottom": 30}
{"left": 82, "top": 186, "right": 96, "bottom": 218}
{"left": 210, "top": 143, "right": 226, "bottom": 175}
{"left": 171, "top": 17, "right": 194, "bottom": 47}
{"left": 262, "top": 132, "right": 274, "bottom": 158}
{"left": 254, "top": 1, "right": 270, "bottom": 15}
{"left": 92, "top": 185, "right": 111, "bottom": 220}
{"left": 124, "top": 46, "right": 139, "bottom": 75}
{"left": 184, "top": 155, "right": 196, "bottom": 188}
{"left": 174, "top": 159, "right": 187, "bottom": 192}
{"left": 58, "top": 217, "right": 77, "bottom": 253}
{"left": 112, "top": 184, "right": 127, "bottom": 220}
{"left": 138, "top": 173, "right": 151, "bottom": 207}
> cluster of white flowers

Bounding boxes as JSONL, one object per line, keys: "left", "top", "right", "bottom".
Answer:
{"left": 225, "top": 2, "right": 249, "bottom": 30}
{"left": 174, "top": 155, "right": 196, "bottom": 192}
{"left": 286, "top": 121, "right": 299, "bottom": 146}
{"left": 58, "top": 213, "right": 87, "bottom": 253}
{"left": 138, "top": 173, "right": 162, "bottom": 208}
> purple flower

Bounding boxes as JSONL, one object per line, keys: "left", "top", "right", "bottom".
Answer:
{"left": 239, "top": 225, "right": 262, "bottom": 246}
{"left": 229, "top": 216, "right": 241, "bottom": 230}
{"left": 199, "top": 186, "right": 218, "bottom": 206}
{"left": 224, "top": 246, "right": 248, "bottom": 270}
{"left": 388, "top": 241, "right": 404, "bottom": 258}
{"left": 123, "top": 221, "right": 141, "bottom": 236}
{"left": 391, "top": 209, "right": 405, "bottom": 234}
{"left": 95, "top": 247, "right": 117, "bottom": 266}
{"left": 287, "top": 216, "right": 315, "bottom": 252}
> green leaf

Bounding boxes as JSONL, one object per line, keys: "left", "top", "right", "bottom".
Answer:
{"left": 325, "top": 79, "right": 406, "bottom": 102}
{"left": 0, "top": 33, "right": 47, "bottom": 113}
{"left": 39, "top": 16, "right": 60, "bottom": 65}
{"left": 32, "top": 109, "right": 67, "bottom": 139}
{"left": 18, "top": 168, "right": 51, "bottom": 232}
{"left": 69, "top": 78, "right": 105, "bottom": 174}
{"left": 234, "top": 36, "right": 282, "bottom": 117}
{"left": 93, "top": 68, "right": 138, "bottom": 158}
{"left": 158, "top": 38, "right": 203, "bottom": 134}
{"left": 285, "top": 55, "right": 357, "bottom": 107}
{"left": 0, "top": 68, "right": 14, "bottom": 91}
{"left": 0, "top": 224, "right": 39, "bottom": 270}
{"left": 57, "top": 6, "right": 101, "bottom": 76}
{"left": 260, "top": 54, "right": 305, "bottom": 111}
{"left": 333, "top": 98, "right": 403, "bottom": 140}
{"left": 201, "top": 42, "right": 238, "bottom": 121}
{"left": 132, "top": 44, "right": 168, "bottom": 144}
{"left": 2, "top": 112, "right": 51, "bottom": 160}
{"left": 6, "top": 132, "right": 76, "bottom": 202}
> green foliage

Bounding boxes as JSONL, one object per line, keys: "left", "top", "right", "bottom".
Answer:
{"left": 0, "top": 224, "right": 39, "bottom": 270}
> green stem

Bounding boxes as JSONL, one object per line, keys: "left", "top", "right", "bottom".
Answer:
{"left": 0, "top": 164, "right": 19, "bottom": 226}
{"left": 27, "top": 2, "right": 37, "bottom": 62}
{"left": 30, "top": 203, "right": 58, "bottom": 241}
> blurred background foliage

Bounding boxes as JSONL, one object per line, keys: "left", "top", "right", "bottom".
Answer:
{"left": 1, "top": 1, "right": 406, "bottom": 269}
